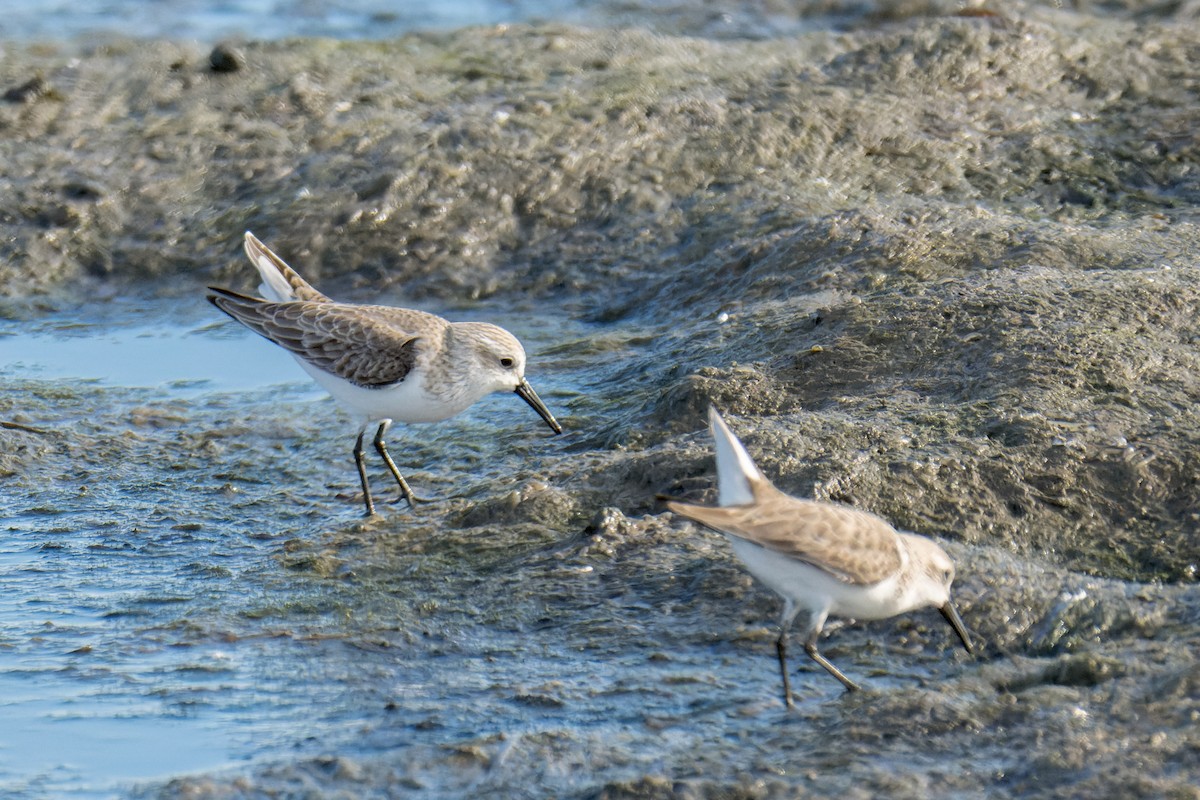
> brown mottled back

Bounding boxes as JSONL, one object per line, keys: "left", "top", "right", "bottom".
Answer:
{"left": 666, "top": 478, "right": 903, "bottom": 585}
{"left": 207, "top": 288, "right": 424, "bottom": 387}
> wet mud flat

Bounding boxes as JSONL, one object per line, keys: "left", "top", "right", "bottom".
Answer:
{"left": 2, "top": 0, "right": 1200, "bottom": 797}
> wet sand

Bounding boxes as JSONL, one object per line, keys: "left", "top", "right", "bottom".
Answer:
{"left": 2, "top": 1, "right": 1199, "bottom": 797}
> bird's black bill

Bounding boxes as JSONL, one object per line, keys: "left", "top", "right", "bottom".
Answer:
{"left": 515, "top": 379, "right": 562, "bottom": 434}
{"left": 939, "top": 601, "right": 974, "bottom": 655}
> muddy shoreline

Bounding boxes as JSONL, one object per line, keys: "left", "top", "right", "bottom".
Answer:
{"left": 2, "top": 2, "right": 1199, "bottom": 797}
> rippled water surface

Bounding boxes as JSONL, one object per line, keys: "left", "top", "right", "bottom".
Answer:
{"left": 5, "top": 1, "right": 1198, "bottom": 793}
{"left": 0, "top": 0, "right": 586, "bottom": 42}
{"left": 0, "top": 298, "right": 608, "bottom": 797}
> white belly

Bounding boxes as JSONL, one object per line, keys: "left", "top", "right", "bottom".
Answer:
{"left": 728, "top": 537, "right": 904, "bottom": 621}
{"left": 293, "top": 357, "right": 473, "bottom": 424}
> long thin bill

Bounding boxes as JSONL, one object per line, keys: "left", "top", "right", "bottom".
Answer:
{"left": 515, "top": 379, "right": 562, "bottom": 434}
{"left": 939, "top": 601, "right": 974, "bottom": 655}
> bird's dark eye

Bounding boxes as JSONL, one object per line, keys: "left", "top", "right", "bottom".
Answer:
{"left": 500, "top": 357, "right": 515, "bottom": 368}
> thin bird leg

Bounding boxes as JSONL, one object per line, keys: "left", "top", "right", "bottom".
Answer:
{"left": 353, "top": 428, "right": 376, "bottom": 517}
{"left": 776, "top": 634, "right": 794, "bottom": 710}
{"left": 803, "top": 613, "right": 861, "bottom": 693}
{"left": 776, "top": 599, "right": 800, "bottom": 710}
{"left": 373, "top": 420, "right": 420, "bottom": 508}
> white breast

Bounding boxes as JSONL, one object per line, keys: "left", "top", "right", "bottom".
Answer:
{"left": 292, "top": 357, "right": 471, "bottom": 424}
{"left": 728, "top": 537, "right": 905, "bottom": 621}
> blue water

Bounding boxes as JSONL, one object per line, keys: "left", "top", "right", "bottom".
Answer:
{"left": 0, "top": 309, "right": 316, "bottom": 796}
{"left": 0, "top": 322, "right": 306, "bottom": 393}
{"left": 0, "top": 299, "right": 592, "bottom": 798}
{"left": 0, "top": 0, "right": 588, "bottom": 43}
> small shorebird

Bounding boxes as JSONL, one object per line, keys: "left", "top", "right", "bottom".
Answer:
{"left": 664, "top": 407, "right": 973, "bottom": 707}
{"left": 208, "top": 232, "right": 562, "bottom": 516}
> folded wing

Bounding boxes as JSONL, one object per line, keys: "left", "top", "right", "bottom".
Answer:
{"left": 207, "top": 288, "right": 420, "bottom": 388}
{"left": 666, "top": 484, "right": 903, "bottom": 585}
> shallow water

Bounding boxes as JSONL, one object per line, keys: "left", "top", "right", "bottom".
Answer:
{"left": 2, "top": 4, "right": 1199, "bottom": 795}
{"left": 2, "top": 247, "right": 1196, "bottom": 800}
{"left": 0, "top": 310, "right": 316, "bottom": 795}
{"left": 0, "top": 0, "right": 583, "bottom": 42}
{"left": 0, "top": 320, "right": 301, "bottom": 394}
{"left": 0, "top": 296, "right": 982, "bottom": 799}
{"left": 0, "top": 0, "right": 818, "bottom": 43}
{"left": 0, "top": 298, "right": 600, "bottom": 797}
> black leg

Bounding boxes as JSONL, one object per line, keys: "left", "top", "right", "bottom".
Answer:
{"left": 354, "top": 429, "right": 376, "bottom": 517}
{"left": 804, "top": 628, "right": 861, "bottom": 693}
{"left": 373, "top": 421, "right": 419, "bottom": 508}
{"left": 776, "top": 632, "right": 795, "bottom": 709}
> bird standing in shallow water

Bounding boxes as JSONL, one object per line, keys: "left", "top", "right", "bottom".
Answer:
{"left": 664, "top": 407, "right": 973, "bottom": 707}
{"left": 208, "top": 232, "right": 562, "bottom": 516}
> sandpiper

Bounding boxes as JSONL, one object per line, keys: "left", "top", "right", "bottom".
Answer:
{"left": 664, "top": 407, "right": 973, "bottom": 707}
{"left": 208, "top": 232, "right": 562, "bottom": 516}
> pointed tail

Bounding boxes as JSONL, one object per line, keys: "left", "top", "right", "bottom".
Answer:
{"left": 243, "top": 231, "right": 329, "bottom": 304}
{"left": 708, "top": 406, "right": 768, "bottom": 507}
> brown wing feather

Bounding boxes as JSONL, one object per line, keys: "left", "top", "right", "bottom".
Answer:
{"left": 207, "top": 288, "right": 419, "bottom": 387}
{"left": 666, "top": 482, "right": 902, "bottom": 585}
